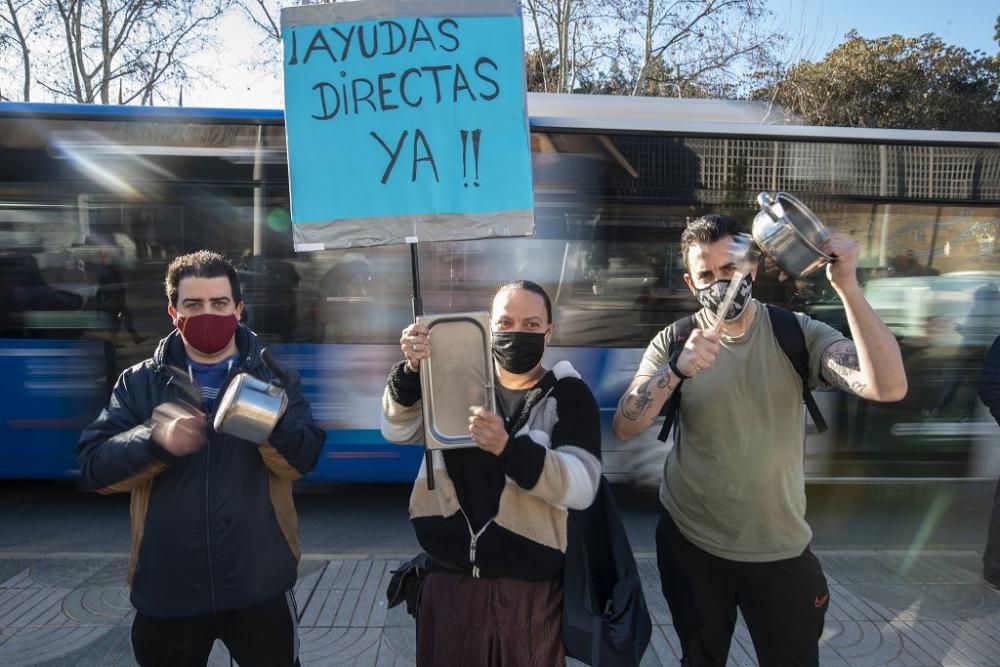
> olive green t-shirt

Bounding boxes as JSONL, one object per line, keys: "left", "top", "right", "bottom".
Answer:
{"left": 637, "top": 301, "right": 847, "bottom": 562}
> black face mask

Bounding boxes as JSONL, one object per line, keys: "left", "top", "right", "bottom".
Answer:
{"left": 492, "top": 331, "right": 547, "bottom": 374}
{"left": 694, "top": 273, "right": 754, "bottom": 321}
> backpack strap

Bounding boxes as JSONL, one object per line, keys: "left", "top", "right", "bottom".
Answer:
{"left": 656, "top": 315, "right": 696, "bottom": 443}
{"left": 766, "top": 305, "right": 828, "bottom": 434}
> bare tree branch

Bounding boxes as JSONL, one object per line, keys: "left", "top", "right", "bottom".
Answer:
{"left": 36, "top": 0, "right": 230, "bottom": 105}
{"left": 1, "top": 0, "right": 33, "bottom": 100}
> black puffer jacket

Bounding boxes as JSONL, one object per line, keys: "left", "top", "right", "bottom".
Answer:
{"left": 982, "top": 334, "right": 1000, "bottom": 426}
{"left": 77, "top": 326, "right": 325, "bottom": 618}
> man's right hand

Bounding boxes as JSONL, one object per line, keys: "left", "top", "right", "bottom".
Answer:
{"left": 676, "top": 329, "right": 721, "bottom": 377}
{"left": 400, "top": 323, "right": 430, "bottom": 372}
{"left": 151, "top": 402, "right": 208, "bottom": 456}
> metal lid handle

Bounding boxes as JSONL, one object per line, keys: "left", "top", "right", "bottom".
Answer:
{"left": 757, "top": 192, "right": 780, "bottom": 222}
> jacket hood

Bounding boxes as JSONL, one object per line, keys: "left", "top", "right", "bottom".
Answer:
{"left": 152, "top": 324, "right": 264, "bottom": 372}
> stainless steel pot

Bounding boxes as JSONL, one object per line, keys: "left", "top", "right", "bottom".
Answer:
{"left": 213, "top": 348, "right": 289, "bottom": 445}
{"left": 752, "top": 192, "right": 834, "bottom": 278}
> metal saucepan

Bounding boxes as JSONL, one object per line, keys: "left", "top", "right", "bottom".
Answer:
{"left": 753, "top": 192, "right": 834, "bottom": 278}
{"left": 213, "top": 348, "right": 289, "bottom": 445}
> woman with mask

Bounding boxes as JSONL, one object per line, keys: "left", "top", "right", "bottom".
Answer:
{"left": 381, "top": 280, "right": 602, "bottom": 666}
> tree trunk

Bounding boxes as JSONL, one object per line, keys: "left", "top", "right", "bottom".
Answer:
{"left": 4, "top": 0, "right": 31, "bottom": 100}
{"left": 99, "top": 0, "right": 111, "bottom": 103}
{"left": 631, "top": 0, "right": 654, "bottom": 96}
{"left": 525, "top": 0, "right": 549, "bottom": 92}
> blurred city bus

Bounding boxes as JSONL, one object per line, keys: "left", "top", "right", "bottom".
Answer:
{"left": 0, "top": 96, "right": 998, "bottom": 483}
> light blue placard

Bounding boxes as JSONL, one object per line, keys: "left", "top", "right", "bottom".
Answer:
{"left": 281, "top": 7, "right": 534, "bottom": 248}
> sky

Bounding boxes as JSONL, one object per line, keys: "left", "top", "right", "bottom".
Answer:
{"left": 769, "top": 0, "right": 999, "bottom": 62}
{"left": 184, "top": 0, "right": 1000, "bottom": 109}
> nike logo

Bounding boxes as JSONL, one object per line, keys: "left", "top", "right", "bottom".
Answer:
{"left": 814, "top": 593, "right": 829, "bottom": 608}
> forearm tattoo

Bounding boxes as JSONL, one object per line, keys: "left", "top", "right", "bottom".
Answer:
{"left": 620, "top": 367, "right": 673, "bottom": 421}
{"left": 822, "top": 341, "right": 868, "bottom": 395}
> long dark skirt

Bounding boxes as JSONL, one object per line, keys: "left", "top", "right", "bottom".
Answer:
{"left": 415, "top": 572, "right": 565, "bottom": 666}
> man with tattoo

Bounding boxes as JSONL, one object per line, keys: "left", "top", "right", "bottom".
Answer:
{"left": 979, "top": 332, "right": 1000, "bottom": 588}
{"left": 613, "top": 214, "right": 907, "bottom": 667}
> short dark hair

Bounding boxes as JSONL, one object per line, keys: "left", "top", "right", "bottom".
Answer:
{"left": 491, "top": 280, "right": 552, "bottom": 323}
{"left": 680, "top": 214, "right": 744, "bottom": 269}
{"left": 165, "top": 250, "right": 242, "bottom": 306}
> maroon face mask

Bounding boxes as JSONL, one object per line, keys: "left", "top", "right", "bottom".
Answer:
{"left": 175, "top": 313, "right": 239, "bottom": 355}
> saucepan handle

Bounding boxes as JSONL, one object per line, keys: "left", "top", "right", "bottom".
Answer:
{"left": 261, "top": 348, "right": 291, "bottom": 389}
{"left": 757, "top": 192, "right": 779, "bottom": 222}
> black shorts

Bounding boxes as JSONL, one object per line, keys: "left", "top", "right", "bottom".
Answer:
{"left": 131, "top": 591, "right": 300, "bottom": 667}
{"left": 656, "top": 510, "right": 829, "bottom": 667}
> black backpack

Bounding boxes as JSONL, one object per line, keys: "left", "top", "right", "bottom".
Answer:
{"left": 563, "top": 476, "right": 652, "bottom": 666}
{"left": 657, "top": 305, "right": 827, "bottom": 442}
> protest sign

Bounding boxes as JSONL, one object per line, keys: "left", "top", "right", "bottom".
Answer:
{"left": 281, "top": 0, "right": 534, "bottom": 251}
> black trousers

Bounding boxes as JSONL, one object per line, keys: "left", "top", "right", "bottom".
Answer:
{"left": 983, "top": 476, "right": 1000, "bottom": 582}
{"left": 131, "top": 591, "right": 300, "bottom": 667}
{"left": 656, "top": 511, "right": 829, "bottom": 667}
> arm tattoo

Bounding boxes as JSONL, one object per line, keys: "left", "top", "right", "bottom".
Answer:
{"left": 621, "top": 367, "right": 673, "bottom": 421}
{"left": 822, "top": 341, "right": 868, "bottom": 396}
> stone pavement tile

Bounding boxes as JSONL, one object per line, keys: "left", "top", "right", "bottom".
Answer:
{"left": 316, "top": 560, "right": 346, "bottom": 589}
{"left": 333, "top": 588, "right": 363, "bottom": 628}
{"left": 897, "top": 620, "right": 987, "bottom": 666}
{"left": 845, "top": 583, "right": 957, "bottom": 622}
{"left": 0, "top": 568, "right": 32, "bottom": 589}
{"left": 366, "top": 561, "right": 396, "bottom": 629}
{"left": 298, "top": 626, "right": 383, "bottom": 665}
{"left": 0, "top": 588, "right": 72, "bottom": 628}
{"left": 922, "top": 554, "right": 984, "bottom": 585}
{"left": 321, "top": 559, "right": 369, "bottom": 590}
{"left": 382, "top": 596, "right": 415, "bottom": 630}
{"left": 295, "top": 561, "right": 326, "bottom": 620}
{"left": 645, "top": 584, "right": 671, "bottom": 625}
{"left": 952, "top": 619, "right": 1000, "bottom": 665}
{"left": 34, "top": 625, "right": 136, "bottom": 667}
{"left": 923, "top": 582, "right": 1000, "bottom": 620}
{"left": 727, "top": 635, "right": 758, "bottom": 667}
{"left": 925, "top": 619, "right": 1000, "bottom": 666}
{"left": 348, "top": 560, "right": 376, "bottom": 589}
{"left": 350, "top": 560, "right": 391, "bottom": 627}
{"left": 0, "top": 562, "right": 34, "bottom": 587}
{"left": 637, "top": 558, "right": 660, "bottom": 589}
{"left": 63, "top": 586, "right": 133, "bottom": 625}
{"left": 208, "top": 641, "right": 233, "bottom": 666}
{"left": 819, "top": 555, "right": 866, "bottom": 585}
{"left": 377, "top": 628, "right": 416, "bottom": 666}
{"left": 828, "top": 584, "right": 887, "bottom": 622}
{"left": 643, "top": 625, "right": 682, "bottom": 666}
{"left": 301, "top": 587, "right": 344, "bottom": 627}
{"left": 10, "top": 587, "right": 70, "bottom": 628}
{"left": 823, "top": 619, "right": 906, "bottom": 666}
{"left": 820, "top": 553, "right": 980, "bottom": 587}
{"left": 23, "top": 559, "right": 110, "bottom": 590}
{"left": 865, "top": 555, "right": 914, "bottom": 586}
{"left": 818, "top": 642, "right": 851, "bottom": 667}
{"left": 896, "top": 554, "right": 979, "bottom": 585}
{"left": 77, "top": 559, "right": 129, "bottom": 589}
{"left": 9, "top": 552, "right": 1000, "bottom": 666}
{"left": 884, "top": 621, "right": 953, "bottom": 666}
{"left": 0, "top": 624, "right": 117, "bottom": 667}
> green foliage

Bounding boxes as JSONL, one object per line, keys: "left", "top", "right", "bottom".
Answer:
{"left": 759, "top": 32, "right": 1000, "bottom": 131}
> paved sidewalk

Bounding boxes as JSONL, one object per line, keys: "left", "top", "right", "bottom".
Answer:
{"left": 1, "top": 551, "right": 1000, "bottom": 666}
